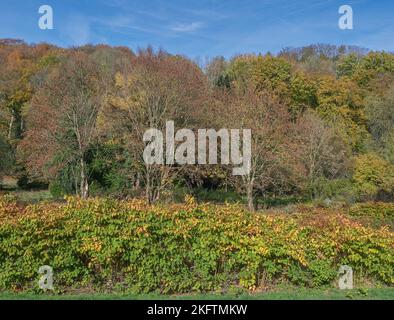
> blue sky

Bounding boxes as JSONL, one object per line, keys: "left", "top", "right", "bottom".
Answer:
{"left": 1, "top": 0, "right": 393, "bottom": 59}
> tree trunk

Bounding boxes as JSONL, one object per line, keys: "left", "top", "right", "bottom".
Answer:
{"left": 80, "top": 159, "right": 89, "bottom": 199}
{"left": 246, "top": 183, "right": 255, "bottom": 212}
{"left": 8, "top": 113, "right": 14, "bottom": 140}
{"left": 135, "top": 172, "right": 140, "bottom": 190}
{"left": 147, "top": 186, "right": 159, "bottom": 205}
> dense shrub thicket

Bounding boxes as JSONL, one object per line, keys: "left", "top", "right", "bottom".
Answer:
{"left": 0, "top": 195, "right": 392, "bottom": 293}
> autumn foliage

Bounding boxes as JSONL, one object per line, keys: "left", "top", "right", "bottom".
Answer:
{"left": 0, "top": 41, "right": 394, "bottom": 294}
{"left": 0, "top": 41, "right": 394, "bottom": 206}
{"left": 0, "top": 195, "right": 392, "bottom": 293}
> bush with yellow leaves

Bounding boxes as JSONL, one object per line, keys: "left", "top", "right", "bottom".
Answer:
{"left": 0, "top": 196, "right": 392, "bottom": 293}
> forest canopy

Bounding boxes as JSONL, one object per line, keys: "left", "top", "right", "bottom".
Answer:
{"left": 1, "top": 40, "right": 394, "bottom": 210}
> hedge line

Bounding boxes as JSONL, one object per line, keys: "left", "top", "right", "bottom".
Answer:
{"left": 0, "top": 196, "right": 393, "bottom": 293}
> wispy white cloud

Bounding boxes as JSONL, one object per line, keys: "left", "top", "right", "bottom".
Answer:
{"left": 97, "top": 15, "right": 135, "bottom": 29}
{"left": 63, "top": 15, "right": 91, "bottom": 45}
{"left": 170, "top": 22, "right": 204, "bottom": 33}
